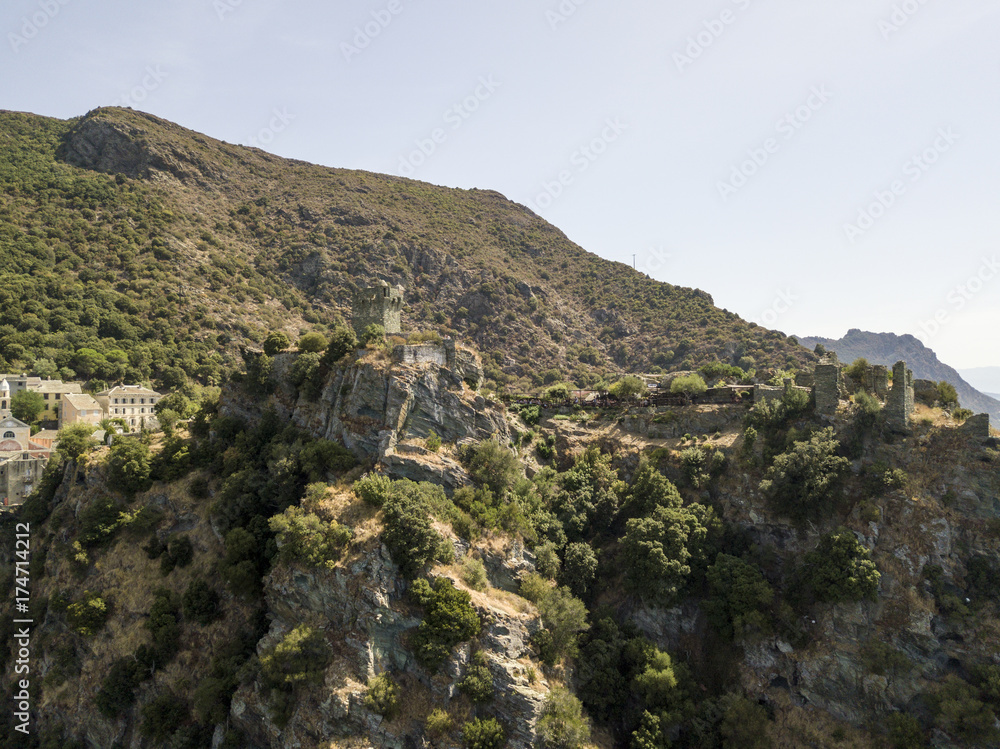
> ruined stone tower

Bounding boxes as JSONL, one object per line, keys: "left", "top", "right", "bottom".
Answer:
{"left": 886, "top": 361, "right": 915, "bottom": 433}
{"left": 814, "top": 357, "right": 843, "bottom": 415}
{"left": 351, "top": 281, "right": 403, "bottom": 337}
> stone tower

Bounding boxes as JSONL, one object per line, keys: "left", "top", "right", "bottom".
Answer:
{"left": 814, "top": 357, "right": 843, "bottom": 415}
{"left": 351, "top": 281, "right": 404, "bottom": 337}
{"left": 886, "top": 361, "right": 914, "bottom": 433}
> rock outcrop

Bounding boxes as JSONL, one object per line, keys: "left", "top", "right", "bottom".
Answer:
{"left": 222, "top": 349, "right": 508, "bottom": 490}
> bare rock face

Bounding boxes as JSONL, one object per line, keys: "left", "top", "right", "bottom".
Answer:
{"left": 232, "top": 543, "right": 549, "bottom": 749}
{"left": 226, "top": 352, "right": 510, "bottom": 490}
{"left": 58, "top": 109, "right": 224, "bottom": 183}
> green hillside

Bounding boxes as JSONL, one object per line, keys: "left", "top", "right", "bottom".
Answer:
{"left": 0, "top": 107, "right": 813, "bottom": 392}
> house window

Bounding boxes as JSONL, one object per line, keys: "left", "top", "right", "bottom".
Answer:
{"left": 140, "top": 408, "right": 145, "bottom": 414}
{"left": 3, "top": 432, "right": 14, "bottom": 439}
{"left": 131, "top": 399, "right": 135, "bottom": 404}
{"left": 43, "top": 393, "right": 49, "bottom": 400}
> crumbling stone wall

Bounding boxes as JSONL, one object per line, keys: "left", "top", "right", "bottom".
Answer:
{"left": 959, "top": 413, "right": 991, "bottom": 442}
{"left": 352, "top": 282, "right": 403, "bottom": 337}
{"left": 886, "top": 361, "right": 914, "bottom": 433}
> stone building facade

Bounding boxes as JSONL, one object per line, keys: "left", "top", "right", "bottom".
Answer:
{"left": 886, "top": 361, "right": 915, "bottom": 433}
{"left": 351, "top": 281, "right": 403, "bottom": 337}
{"left": 95, "top": 385, "right": 162, "bottom": 430}
{"left": 0, "top": 416, "right": 53, "bottom": 507}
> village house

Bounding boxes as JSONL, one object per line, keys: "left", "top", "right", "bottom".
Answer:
{"left": 60, "top": 393, "right": 104, "bottom": 429}
{"left": 96, "top": 384, "right": 162, "bottom": 430}
{"left": 0, "top": 375, "right": 83, "bottom": 422}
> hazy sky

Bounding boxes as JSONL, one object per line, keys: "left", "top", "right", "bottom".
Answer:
{"left": 3, "top": 0, "right": 999, "bottom": 367}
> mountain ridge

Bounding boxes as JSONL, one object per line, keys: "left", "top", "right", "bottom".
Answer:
{"left": 0, "top": 106, "right": 813, "bottom": 391}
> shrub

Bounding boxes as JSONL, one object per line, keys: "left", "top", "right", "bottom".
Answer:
{"left": 758, "top": 428, "right": 848, "bottom": 522}
{"left": 534, "top": 542, "right": 561, "bottom": 579}
{"left": 461, "top": 439, "right": 522, "bottom": 498}
{"left": 95, "top": 658, "right": 142, "bottom": 718}
{"left": 544, "top": 383, "right": 570, "bottom": 402}
{"left": 425, "top": 708, "right": 454, "bottom": 737}
{"left": 78, "top": 495, "right": 124, "bottom": 548}
{"left": 139, "top": 691, "right": 189, "bottom": 742}
{"left": 670, "top": 374, "right": 707, "bottom": 396}
{"left": 160, "top": 535, "right": 194, "bottom": 575}
{"left": 297, "top": 332, "right": 327, "bottom": 353}
{"left": 520, "top": 405, "right": 541, "bottom": 426}
{"left": 410, "top": 576, "right": 481, "bottom": 670}
{"left": 382, "top": 483, "right": 445, "bottom": 578}
{"left": 885, "top": 712, "right": 926, "bottom": 749}
{"left": 426, "top": 430, "right": 442, "bottom": 452}
{"left": 461, "top": 557, "right": 488, "bottom": 591}
{"left": 360, "top": 323, "right": 386, "bottom": 347}
{"left": 519, "top": 572, "right": 553, "bottom": 603}
{"left": 462, "top": 717, "right": 506, "bottom": 749}
{"left": 261, "top": 625, "right": 332, "bottom": 690}
{"left": 844, "top": 358, "right": 869, "bottom": 381}
{"left": 537, "top": 687, "right": 591, "bottom": 749}
{"left": 953, "top": 408, "right": 973, "bottom": 421}
{"left": 183, "top": 579, "right": 221, "bottom": 626}
{"left": 860, "top": 641, "right": 912, "bottom": 677}
{"left": 679, "top": 447, "right": 708, "bottom": 488}
{"left": 364, "top": 673, "right": 399, "bottom": 719}
{"left": 66, "top": 592, "right": 109, "bottom": 636}
{"left": 354, "top": 472, "right": 392, "bottom": 506}
{"left": 269, "top": 505, "right": 350, "bottom": 569}
{"left": 936, "top": 381, "right": 959, "bottom": 407}
{"left": 929, "top": 675, "right": 1000, "bottom": 745}
{"left": 800, "top": 530, "right": 880, "bottom": 604}
{"left": 263, "top": 331, "right": 291, "bottom": 356}
{"left": 147, "top": 588, "right": 182, "bottom": 663}
{"left": 459, "top": 651, "right": 494, "bottom": 703}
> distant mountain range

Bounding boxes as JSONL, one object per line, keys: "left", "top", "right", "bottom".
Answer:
{"left": 798, "top": 329, "right": 1000, "bottom": 422}
{"left": 959, "top": 366, "right": 1000, "bottom": 399}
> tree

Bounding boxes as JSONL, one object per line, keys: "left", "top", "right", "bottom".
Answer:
{"left": 11, "top": 390, "right": 45, "bottom": 423}
{"left": 534, "top": 585, "right": 589, "bottom": 663}
{"left": 57, "top": 422, "right": 98, "bottom": 461}
{"left": 800, "top": 530, "right": 880, "bottom": 604}
{"left": 66, "top": 591, "right": 109, "bottom": 635}
{"left": 758, "top": 428, "right": 848, "bottom": 521}
{"left": 670, "top": 373, "right": 707, "bottom": 396}
{"left": 561, "top": 542, "right": 598, "bottom": 598}
{"left": 936, "top": 381, "right": 959, "bottom": 407}
{"left": 382, "top": 483, "right": 444, "bottom": 578}
{"left": 108, "top": 437, "right": 152, "bottom": 494}
{"left": 704, "top": 554, "right": 774, "bottom": 641}
{"left": 323, "top": 325, "right": 358, "bottom": 364}
{"left": 609, "top": 375, "right": 647, "bottom": 399}
{"left": 461, "top": 439, "right": 522, "bottom": 498}
{"left": 626, "top": 459, "right": 683, "bottom": 517}
{"left": 458, "top": 651, "right": 494, "bottom": 703}
{"left": 622, "top": 502, "right": 719, "bottom": 604}
{"left": 537, "top": 687, "right": 591, "bottom": 749}
{"left": 263, "top": 331, "right": 291, "bottom": 356}
{"left": 411, "top": 576, "right": 481, "bottom": 670}
{"left": 297, "top": 332, "right": 327, "bottom": 353}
